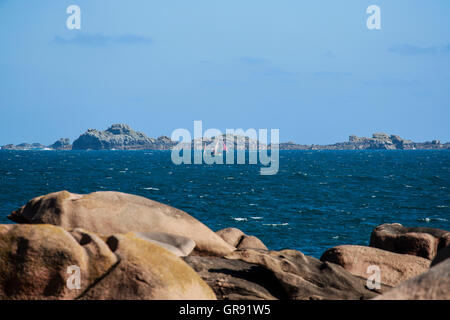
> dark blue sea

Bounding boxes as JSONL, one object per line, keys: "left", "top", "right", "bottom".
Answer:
{"left": 0, "top": 150, "right": 449, "bottom": 258}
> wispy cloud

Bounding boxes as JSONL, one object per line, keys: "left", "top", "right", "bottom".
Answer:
{"left": 323, "top": 50, "right": 336, "bottom": 59}
{"left": 239, "top": 57, "right": 270, "bottom": 65}
{"left": 53, "top": 33, "right": 154, "bottom": 46}
{"left": 261, "top": 68, "right": 296, "bottom": 77}
{"left": 238, "top": 56, "right": 295, "bottom": 78}
{"left": 388, "top": 43, "right": 450, "bottom": 55}
{"left": 314, "top": 71, "right": 351, "bottom": 78}
{"left": 362, "top": 77, "right": 420, "bottom": 87}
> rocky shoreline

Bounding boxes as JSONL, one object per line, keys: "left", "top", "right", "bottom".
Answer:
{"left": 1, "top": 124, "right": 449, "bottom": 150}
{"left": 1, "top": 190, "right": 449, "bottom": 300}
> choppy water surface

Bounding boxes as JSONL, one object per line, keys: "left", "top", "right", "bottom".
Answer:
{"left": 0, "top": 150, "right": 449, "bottom": 257}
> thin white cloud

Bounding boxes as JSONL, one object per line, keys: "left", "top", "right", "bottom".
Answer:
{"left": 388, "top": 43, "right": 450, "bottom": 55}
{"left": 54, "top": 33, "right": 153, "bottom": 46}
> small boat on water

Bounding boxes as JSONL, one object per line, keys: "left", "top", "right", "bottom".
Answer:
{"left": 208, "top": 140, "right": 228, "bottom": 156}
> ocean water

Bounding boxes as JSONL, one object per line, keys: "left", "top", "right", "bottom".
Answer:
{"left": 0, "top": 150, "right": 449, "bottom": 258}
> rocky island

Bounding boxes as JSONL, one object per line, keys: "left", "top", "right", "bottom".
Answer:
{"left": 1, "top": 124, "right": 449, "bottom": 150}
{"left": 49, "top": 138, "right": 72, "bottom": 150}
{"left": 72, "top": 124, "right": 175, "bottom": 150}
{"left": 1, "top": 190, "right": 449, "bottom": 300}
{"left": 1, "top": 139, "right": 71, "bottom": 151}
{"left": 279, "top": 132, "right": 449, "bottom": 150}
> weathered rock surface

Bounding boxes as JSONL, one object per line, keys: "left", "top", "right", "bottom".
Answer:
{"left": 2, "top": 128, "right": 448, "bottom": 151}
{"left": 0, "top": 224, "right": 118, "bottom": 299}
{"left": 374, "top": 258, "right": 450, "bottom": 300}
{"left": 370, "top": 223, "right": 450, "bottom": 260}
{"left": 79, "top": 233, "right": 216, "bottom": 300}
{"left": 320, "top": 245, "right": 431, "bottom": 287}
{"left": 216, "top": 228, "right": 268, "bottom": 250}
{"left": 184, "top": 256, "right": 280, "bottom": 300}
{"left": 277, "top": 133, "right": 449, "bottom": 150}
{"left": 431, "top": 244, "right": 450, "bottom": 267}
{"left": 221, "top": 249, "right": 389, "bottom": 300}
{"left": 8, "top": 191, "right": 235, "bottom": 257}
{"left": 132, "top": 231, "right": 196, "bottom": 257}
{"left": 72, "top": 124, "right": 175, "bottom": 150}
{"left": 0, "top": 143, "right": 48, "bottom": 150}
{"left": 0, "top": 224, "right": 216, "bottom": 300}
{"left": 49, "top": 138, "right": 71, "bottom": 150}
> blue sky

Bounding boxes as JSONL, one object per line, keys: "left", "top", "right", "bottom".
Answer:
{"left": 0, "top": 0, "right": 449, "bottom": 145}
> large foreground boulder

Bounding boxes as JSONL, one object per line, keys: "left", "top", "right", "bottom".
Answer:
{"left": 79, "top": 233, "right": 216, "bottom": 300}
{"left": 320, "top": 245, "right": 430, "bottom": 287}
{"left": 218, "top": 249, "right": 389, "bottom": 300}
{"left": 8, "top": 191, "right": 234, "bottom": 257}
{"left": 216, "top": 228, "right": 268, "bottom": 251}
{"left": 374, "top": 258, "right": 450, "bottom": 300}
{"left": 0, "top": 224, "right": 118, "bottom": 299}
{"left": 370, "top": 223, "right": 450, "bottom": 260}
{"left": 0, "top": 224, "right": 215, "bottom": 300}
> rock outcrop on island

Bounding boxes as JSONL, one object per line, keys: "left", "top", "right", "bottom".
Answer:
{"left": 49, "top": 138, "right": 72, "bottom": 150}
{"left": 278, "top": 132, "right": 449, "bottom": 150}
{"left": 1, "top": 126, "right": 449, "bottom": 150}
{"left": 0, "top": 143, "right": 49, "bottom": 150}
{"left": 72, "top": 124, "right": 175, "bottom": 150}
{"left": 2, "top": 191, "right": 450, "bottom": 300}
{"left": 0, "top": 139, "right": 72, "bottom": 150}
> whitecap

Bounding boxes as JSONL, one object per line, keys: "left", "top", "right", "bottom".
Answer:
{"left": 233, "top": 218, "right": 248, "bottom": 222}
{"left": 249, "top": 203, "right": 257, "bottom": 206}
{"left": 250, "top": 216, "right": 263, "bottom": 220}
{"left": 419, "top": 217, "right": 447, "bottom": 223}
{"left": 142, "top": 187, "right": 159, "bottom": 191}
{"left": 263, "top": 223, "right": 289, "bottom": 227}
